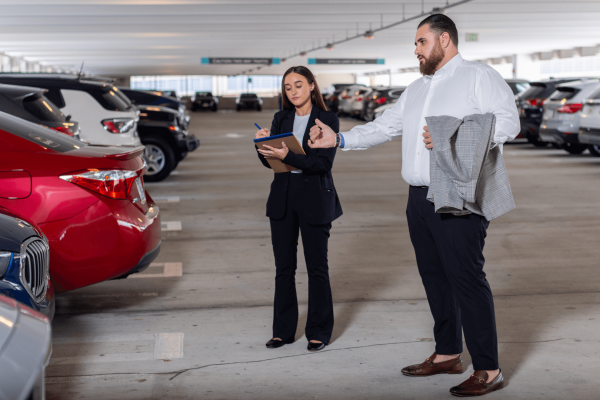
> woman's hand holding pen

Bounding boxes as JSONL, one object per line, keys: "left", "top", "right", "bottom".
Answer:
{"left": 258, "top": 143, "right": 289, "bottom": 160}
{"left": 255, "top": 128, "right": 270, "bottom": 139}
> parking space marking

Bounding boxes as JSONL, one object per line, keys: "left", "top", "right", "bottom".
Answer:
{"left": 161, "top": 220, "right": 182, "bottom": 231}
{"left": 128, "top": 262, "right": 183, "bottom": 278}
{"left": 65, "top": 293, "right": 158, "bottom": 299}
{"left": 153, "top": 196, "right": 181, "bottom": 203}
{"left": 50, "top": 332, "right": 184, "bottom": 365}
{"left": 552, "top": 158, "right": 600, "bottom": 163}
{"left": 170, "top": 170, "right": 180, "bottom": 175}
{"left": 225, "top": 133, "right": 244, "bottom": 138}
{"left": 154, "top": 332, "right": 184, "bottom": 359}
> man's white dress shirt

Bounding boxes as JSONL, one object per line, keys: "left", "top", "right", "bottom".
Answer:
{"left": 341, "top": 53, "right": 520, "bottom": 187}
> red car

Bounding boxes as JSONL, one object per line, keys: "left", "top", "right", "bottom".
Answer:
{"left": 0, "top": 111, "right": 161, "bottom": 292}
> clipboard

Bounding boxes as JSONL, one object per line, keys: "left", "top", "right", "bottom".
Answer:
{"left": 254, "top": 132, "right": 306, "bottom": 173}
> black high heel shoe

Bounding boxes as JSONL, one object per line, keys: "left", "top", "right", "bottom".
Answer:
{"left": 266, "top": 337, "right": 293, "bottom": 349}
{"left": 307, "top": 341, "right": 326, "bottom": 351}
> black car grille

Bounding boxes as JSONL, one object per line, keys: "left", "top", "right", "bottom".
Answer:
{"left": 20, "top": 237, "right": 49, "bottom": 303}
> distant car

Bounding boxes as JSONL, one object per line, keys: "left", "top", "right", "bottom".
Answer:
{"left": 539, "top": 79, "right": 600, "bottom": 154}
{"left": 516, "top": 78, "right": 589, "bottom": 147}
{"left": 141, "top": 90, "right": 179, "bottom": 100}
{"left": 0, "top": 74, "right": 139, "bottom": 146}
{"left": 0, "top": 83, "right": 80, "bottom": 140}
{"left": 191, "top": 91, "right": 218, "bottom": 112}
{"left": 236, "top": 93, "right": 262, "bottom": 111}
{"left": 505, "top": 79, "right": 530, "bottom": 96}
{"left": 0, "top": 209, "right": 55, "bottom": 321}
{"left": 0, "top": 111, "right": 161, "bottom": 292}
{"left": 120, "top": 88, "right": 189, "bottom": 128}
{"left": 340, "top": 86, "right": 371, "bottom": 116}
{"left": 361, "top": 87, "right": 405, "bottom": 121}
{"left": 0, "top": 294, "right": 51, "bottom": 400}
{"left": 138, "top": 105, "right": 200, "bottom": 182}
{"left": 324, "top": 84, "right": 354, "bottom": 113}
{"left": 578, "top": 91, "right": 600, "bottom": 157}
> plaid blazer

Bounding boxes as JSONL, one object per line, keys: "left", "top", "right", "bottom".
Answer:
{"left": 425, "top": 113, "right": 515, "bottom": 221}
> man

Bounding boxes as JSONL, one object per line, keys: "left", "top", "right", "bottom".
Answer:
{"left": 308, "top": 14, "right": 518, "bottom": 397}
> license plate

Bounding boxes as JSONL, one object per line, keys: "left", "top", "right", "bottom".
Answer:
{"left": 202, "top": 103, "right": 209, "bottom": 108}
{"left": 135, "top": 178, "right": 147, "bottom": 205}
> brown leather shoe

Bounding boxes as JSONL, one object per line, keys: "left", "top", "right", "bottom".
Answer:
{"left": 401, "top": 352, "right": 463, "bottom": 377}
{"left": 449, "top": 370, "right": 504, "bottom": 397}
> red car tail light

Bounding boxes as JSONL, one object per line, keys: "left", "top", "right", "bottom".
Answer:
{"left": 355, "top": 97, "right": 363, "bottom": 102}
{"left": 342, "top": 95, "right": 351, "bottom": 99}
{"left": 556, "top": 103, "right": 583, "bottom": 114}
{"left": 60, "top": 169, "right": 139, "bottom": 199}
{"left": 331, "top": 96, "right": 338, "bottom": 101}
{"left": 374, "top": 97, "right": 387, "bottom": 105}
{"left": 50, "top": 126, "right": 75, "bottom": 137}
{"left": 526, "top": 98, "right": 545, "bottom": 107}
{"left": 101, "top": 118, "right": 135, "bottom": 134}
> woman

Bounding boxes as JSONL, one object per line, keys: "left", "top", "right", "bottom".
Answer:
{"left": 256, "top": 66, "right": 343, "bottom": 351}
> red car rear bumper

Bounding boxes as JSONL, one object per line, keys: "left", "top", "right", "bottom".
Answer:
{"left": 40, "top": 196, "right": 161, "bottom": 292}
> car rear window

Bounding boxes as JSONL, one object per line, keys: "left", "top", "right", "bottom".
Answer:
{"left": 241, "top": 94, "right": 257, "bottom": 98}
{"left": 196, "top": 92, "right": 212, "bottom": 97}
{"left": 0, "top": 110, "right": 85, "bottom": 152}
{"left": 548, "top": 87, "right": 581, "bottom": 101}
{"left": 516, "top": 83, "right": 548, "bottom": 100}
{"left": 389, "top": 89, "right": 405, "bottom": 98}
{"left": 22, "top": 94, "right": 65, "bottom": 122}
{"left": 89, "top": 88, "right": 132, "bottom": 111}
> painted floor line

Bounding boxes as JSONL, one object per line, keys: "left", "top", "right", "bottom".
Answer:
{"left": 64, "top": 293, "right": 158, "bottom": 299}
{"left": 128, "top": 262, "right": 183, "bottom": 279}
{"left": 153, "top": 196, "right": 181, "bottom": 203}
{"left": 161, "top": 221, "right": 182, "bottom": 231}
{"left": 54, "top": 333, "right": 156, "bottom": 345}
{"left": 155, "top": 332, "right": 184, "bottom": 359}
{"left": 170, "top": 170, "right": 180, "bottom": 175}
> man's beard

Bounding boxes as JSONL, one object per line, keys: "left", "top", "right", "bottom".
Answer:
{"left": 419, "top": 41, "right": 445, "bottom": 76}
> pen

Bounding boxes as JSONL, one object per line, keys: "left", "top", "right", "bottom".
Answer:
{"left": 254, "top": 123, "right": 262, "bottom": 130}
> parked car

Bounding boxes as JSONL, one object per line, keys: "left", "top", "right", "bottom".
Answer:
{"left": 0, "top": 294, "right": 51, "bottom": 400}
{"left": 578, "top": 91, "right": 600, "bottom": 157}
{"left": 236, "top": 93, "right": 262, "bottom": 111}
{"left": 0, "top": 209, "right": 55, "bottom": 321}
{"left": 324, "top": 84, "right": 353, "bottom": 113}
{"left": 505, "top": 79, "right": 530, "bottom": 96}
{"left": 516, "top": 78, "right": 588, "bottom": 146}
{"left": 119, "top": 88, "right": 189, "bottom": 128}
{"left": 138, "top": 105, "right": 200, "bottom": 182}
{"left": 191, "top": 91, "right": 218, "bottom": 111}
{"left": 539, "top": 79, "right": 600, "bottom": 154}
{"left": 142, "top": 90, "right": 179, "bottom": 100}
{"left": 340, "top": 85, "right": 371, "bottom": 116}
{"left": 0, "top": 83, "right": 80, "bottom": 140}
{"left": 0, "top": 74, "right": 140, "bottom": 147}
{"left": 0, "top": 111, "right": 161, "bottom": 292}
{"left": 361, "top": 87, "right": 405, "bottom": 121}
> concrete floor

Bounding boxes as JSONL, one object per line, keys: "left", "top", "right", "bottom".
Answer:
{"left": 47, "top": 110, "right": 600, "bottom": 399}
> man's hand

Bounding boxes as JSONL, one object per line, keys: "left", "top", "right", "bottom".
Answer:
{"left": 308, "top": 119, "right": 336, "bottom": 148}
{"left": 258, "top": 142, "right": 289, "bottom": 160}
{"left": 423, "top": 126, "right": 432, "bottom": 149}
{"left": 255, "top": 128, "right": 270, "bottom": 139}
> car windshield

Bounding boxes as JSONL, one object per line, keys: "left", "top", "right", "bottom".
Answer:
{"left": 0, "top": 110, "right": 85, "bottom": 152}
{"left": 548, "top": 87, "right": 581, "bottom": 101}
{"left": 22, "top": 94, "right": 65, "bottom": 122}
{"left": 196, "top": 92, "right": 212, "bottom": 97}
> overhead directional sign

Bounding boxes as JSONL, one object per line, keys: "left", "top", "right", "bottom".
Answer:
{"left": 201, "top": 57, "right": 280, "bottom": 65}
{"left": 308, "top": 58, "right": 385, "bottom": 65}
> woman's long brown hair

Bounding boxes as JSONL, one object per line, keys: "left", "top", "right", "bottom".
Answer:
{"left": 281, "top": 66, "right": 328, "bottom": 111}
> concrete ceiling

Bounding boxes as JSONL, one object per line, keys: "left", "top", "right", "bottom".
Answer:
{"left": 1, "top": 0, "right": 600, "bottom": 77}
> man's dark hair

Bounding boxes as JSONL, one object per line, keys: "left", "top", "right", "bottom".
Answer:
{"left": 418, "top": 14, "right": 459, "bottom": 47}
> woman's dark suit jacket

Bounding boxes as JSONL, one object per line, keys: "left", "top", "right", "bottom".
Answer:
{"left": 256, "top": 106, "right": 343, "bottom": 225}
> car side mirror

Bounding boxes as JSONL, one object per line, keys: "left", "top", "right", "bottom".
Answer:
{"left": 65, "top": 115, "right": 72, "bottom": 122}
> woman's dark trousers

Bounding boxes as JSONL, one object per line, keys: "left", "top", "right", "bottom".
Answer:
{"left": 269, "top": 174, "right": 334, "bottom": 344}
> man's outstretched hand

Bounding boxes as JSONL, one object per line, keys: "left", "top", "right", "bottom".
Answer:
{"left": 308, "top": 119, "right": 337, "bottom": 148}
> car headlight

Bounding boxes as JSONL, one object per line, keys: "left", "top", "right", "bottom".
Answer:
{"left": 0, "top": 251, "right": 13, "bottom": 278}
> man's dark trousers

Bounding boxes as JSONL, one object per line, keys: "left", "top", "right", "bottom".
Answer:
{"left": 406, "top": 186, "right": 498, "bottom": 371}
{"left": 269, "top": 174, "right": 334, "bottom": 344}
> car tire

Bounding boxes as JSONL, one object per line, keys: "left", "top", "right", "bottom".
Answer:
{"left": 561, "top": 143, "right": 588, "bottom": 154}
{"left": 588, "top": 144, "right": 600, "bottom": 157}
{"left": 142, "top": 137, "right": 176, "bottom": 182}
{"left": 236, "top": 106, "right": 241, "bottom": 111}
{"left": 257, "top": 105, "right": 262, "bottom": 111}
{"left": 527, "top": 134, "right": 548, "bottom": 147}
{"left": 212, "top": 104, "right": 218, "bottom": 112}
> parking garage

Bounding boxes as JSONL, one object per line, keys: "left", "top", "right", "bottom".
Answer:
{"left": 1, "top": 1, "right": 600, "bottom": 399}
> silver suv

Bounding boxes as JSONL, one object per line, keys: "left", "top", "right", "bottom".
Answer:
{"left": 539, "top": 79, "right": 600, "bottom": 154}
{"left": 578, "top": 88, "right": 600, "bottom": 157}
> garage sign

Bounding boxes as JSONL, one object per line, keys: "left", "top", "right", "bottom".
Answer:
{"left": 308, "top": 58, "right": 385, "bottom": 65}
{"left": 201, "top": 58, "right": 280, "bottom": 65}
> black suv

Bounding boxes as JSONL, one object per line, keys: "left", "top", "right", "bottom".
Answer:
{"left": 236, "top": 93, "right": 262, "bottom": 111}
{"left": 516, "top": 78, "right": 587, "bottom": 146}
{"left": 119, "top": 88, "right": 189, "bottom": 128}
{"left": 191, "top": 92, "right": 218, "bottom": 111}
{"left": 137, "top": 105, "right": 200, "bottom": 182}
{"left": 361, "top": 87, "right": 405, "bottom": 121}
{"left": 0, "top": 83, "right": 80, "bottom": 139}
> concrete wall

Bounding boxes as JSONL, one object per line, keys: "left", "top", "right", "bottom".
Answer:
{"left": 315, "top": 73, "right": 356, "bottom": 93}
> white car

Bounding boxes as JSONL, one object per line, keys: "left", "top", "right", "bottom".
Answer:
{"left": 339, "top": 85, "right": 368, "bottom": 116}
{"left": 578, "top": 89, "right": 600, "bottom": 157}
{"left": 539, "top": 79, "right": 600, "bottom": 154}
{"left": 350, "top": 87, "right": 374, "bottom": 117}
{"left": 0, "top": 74, "right": 140, "bottom": 147}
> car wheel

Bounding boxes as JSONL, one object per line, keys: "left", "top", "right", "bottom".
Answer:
{"left": 212, "top": 105, "right": 218, "bottom": 112}
{"left": 561, "top": 143, "right": 588, "bottom": 154}
{"left": 588, "top": 144, "right": 600, "bottom": 157}
{"left": 527, "top": 134, "right": 548, "bottom": 147}
{"left": 236, "top": 106, "right": 241, "bottom": 111}
{"left": 142, "top": 137, "right": 176, "bottom": 182}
